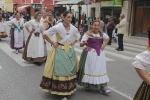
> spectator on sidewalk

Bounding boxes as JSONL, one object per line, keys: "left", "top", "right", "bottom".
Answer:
{"left": 99, "top": 17, "right": 105, "bottom": 31}
{"left": 106, "top": 16, "right": 115, "bottom": 45}
{"left": 115, "top": 14, "right": 126, "bottom": 51}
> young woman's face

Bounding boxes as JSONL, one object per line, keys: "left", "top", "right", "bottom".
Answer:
{"left": 36, "top": 13, "right": 41, "bottom": 20}
{"left": 63, "top": 13, "right": 72, "bottom": 24}
{"left": 15, "top": 13, "right": 20, "bottom": 19}
{"left": 92, "top": 22, "right": 100, "bottom": 33}
{"left": 48, "top": 13, "right": 53, "bottom": 19}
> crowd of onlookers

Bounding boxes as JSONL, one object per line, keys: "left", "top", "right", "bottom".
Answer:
{"left": 0, "top": 9, "right": 30, "bottom": 22}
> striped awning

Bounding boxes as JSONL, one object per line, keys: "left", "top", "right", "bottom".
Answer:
{"left": 56, "top": 0, "right": 84, "bottom": 5}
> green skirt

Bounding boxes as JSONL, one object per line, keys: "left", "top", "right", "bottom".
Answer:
{"left": 77, "top": 50, "right": 106, "bottom": 89}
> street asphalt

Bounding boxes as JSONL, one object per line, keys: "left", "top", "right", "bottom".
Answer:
{"left": 0, "top": 22, "right": 148, "bottom": 100}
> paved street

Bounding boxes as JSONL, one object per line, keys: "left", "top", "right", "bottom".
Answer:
{"left": 0, "top": 23, "right": 148, "bottom": 100}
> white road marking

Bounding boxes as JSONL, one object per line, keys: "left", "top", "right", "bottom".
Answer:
{"left": 106, "top": 46, "right": 138, "bottom": 56}
{"left": 104, "top": 51, "right": 133, "bottom": 60}
{"left": 111, "top": 43, "right": 144, "bottom": 52}
{"left": 124, "top": 42, "right": 146, "bottom": 49}
{"left": 0, "top": 43, "right": 34, "bottom": 67}
{"left": 108, "top": 86, "right": 133, "bottom": 100}
{"left": 0, "top": 65, "right": 2, "bottom": 70}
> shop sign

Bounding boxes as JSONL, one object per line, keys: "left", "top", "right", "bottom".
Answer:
{"left": 113, "top": 0, "right": 123, "bottom": 6}
{"left": 101, "top": 0, "right": 122, "bottom": 7}
{"left": 101, "top": 1, "right": 113, "bottom": 7}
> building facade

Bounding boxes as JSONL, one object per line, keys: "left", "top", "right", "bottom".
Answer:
{"left": 13, "top": 0, "right": 55, "bottom": 17}
{"left": 0, "top": 0, "right": 5, "bottom": 11}
{"left": 5, "top": 0, "right": 13, "bottom": 12}
{"left": 128, "top": 0, "right": 150, "bottom": 37}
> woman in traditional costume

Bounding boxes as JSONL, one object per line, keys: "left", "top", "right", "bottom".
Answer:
{"left": 132, "top": 28, "right": 150, "bottom": 100}
{"left": 40, "top": 11, "right": 80, "bottom": 100}
{"left": 78, "top": 20, "right": 111, "bottom": 94}
{"left": 22, "top": 11, "right": 46, "bottom": 66}
{"left": 43, "top": 11, "right": 56, "bottom": 55}
{"left": 7, "top": 12, "right": 24, "bottom": 54}
{"left": 0, "top": 16, "right": 7, "bottom": 41}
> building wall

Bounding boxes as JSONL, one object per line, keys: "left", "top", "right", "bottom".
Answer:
{"left": 0, "top": 0, "right": 5, "bottom": 10}
{"left": 5, "top": 0, "right": 13, "bottom": 11}
{"left": 121, "top": 1, "right": 129, "bottom": 36}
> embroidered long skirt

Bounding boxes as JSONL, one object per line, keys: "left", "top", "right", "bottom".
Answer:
{"left": 133, "top": 74, "right": 150, "bottom": 100}
{"left": 78, "top": 50, "right": 108, "bottom": 89}
{"left": 22, "top": 33, "right": 46, "bottom": 62}
{"left": 10, "top": 28, "right": 24, "bottom": 49}
{"left": 0, "top": 32, "right": 8, "bottom": 38}
{"left": 40, "top": 47, "right": 79, "bottom": 95}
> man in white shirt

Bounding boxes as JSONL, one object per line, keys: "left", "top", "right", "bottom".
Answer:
{"left": 115, "top": 14, "right": 126, "bottom": 51}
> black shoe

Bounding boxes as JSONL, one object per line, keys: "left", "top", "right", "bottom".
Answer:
{"left": 117, "top": 49, "right": 124, "bottom": 51}
{"left": 107, "top": 43, "right": 111, "bottom": 45}
{"left": 35, "top": 62, "right": 42, "bottom": 66}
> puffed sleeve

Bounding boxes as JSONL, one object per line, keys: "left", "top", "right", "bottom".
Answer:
{"left": 24, "top": 20, "right": 32, "bottom": 28}
{"left": 132, "top": 50, "right": 150, "bottom": 70}
{"left": 74, "top": 28, "right": 80, "bottom": 40}
{"left": 7, "top": 19, "right": 13, "bottom": 26}
{"left": 81, "top": 34, "right": 89, "bottom": 42}
{"left": 103, "top": 33, "right": 109, "bottom": 41}
{"left": 44, "top": 26, "right": 57, "bottom": 37}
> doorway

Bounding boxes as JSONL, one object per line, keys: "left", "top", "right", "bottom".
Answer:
{"left": 134, "top": 1, "right": 150, "bottom": 36}
{"left": 91, "top": 8, "right": 95, "bottom": 18}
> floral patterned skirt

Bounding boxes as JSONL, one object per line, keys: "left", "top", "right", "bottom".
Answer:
{"left": 0, "top": 32, "right": 8, "bottom": 38}
{"left": 40, "top": 47, "right": 79, "bottom": 96}
{"left": 133, "top": 74, "right": 150, "bottom": 100}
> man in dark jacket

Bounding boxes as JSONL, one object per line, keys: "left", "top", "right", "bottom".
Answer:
{"left": 106, "top": 16, "right": 115, "bottom": 45}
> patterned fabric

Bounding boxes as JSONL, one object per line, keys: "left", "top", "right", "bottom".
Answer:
{"left": 22, "top": 33, "right": 45, "bottom": 62}
{"left": 133, "top": 74, "right": 150, "bottom": 100}
{"left": 40, "top": 33, "right": 79, "bottom": 95}
{"left": 0, "top": 32, "right": 7, "bottom": 38}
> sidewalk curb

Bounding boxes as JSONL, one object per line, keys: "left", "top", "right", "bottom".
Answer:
{"left": 124, "top": 41, "right": 147, "bottom": 47}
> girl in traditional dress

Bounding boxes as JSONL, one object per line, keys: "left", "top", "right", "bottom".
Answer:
{"left": 40, "top": 11, "right": 80, "bottom": 100}
{"left": 7, "top": 12, "right": 24, "bottom": 54}
{"left": 0, "top": 16, "right": 7, "bottom": 41}
{"left": 44, "top": 11, "right": 56, "bottom": 30}
{"left": 132, "top": 28, "right": 150, "bottom": 100}
{"left": 78, "top": 20, "right": 111, "bottom": 94}
{"left": 43, "top": 11, "right": 56, "bottom": 54}
{"left": 22, "top": 11, "right": 46, "bottom": 66}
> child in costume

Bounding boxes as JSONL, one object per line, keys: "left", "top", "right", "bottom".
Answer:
{"left": 78, "top": 20, "right": 111, "bottom": 94}
{"left": 0, "top": 16, "right": 7, "bottom": 40}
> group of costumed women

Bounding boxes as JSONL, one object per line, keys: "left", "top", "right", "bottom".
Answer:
{"left": 39, "top": 11, "right": 111, "bottom": 100}
{"left": 0, "top": 10, "right": 150, "bottom": 100}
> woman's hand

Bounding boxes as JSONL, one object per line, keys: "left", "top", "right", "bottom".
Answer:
{"left": 30, "top": 29, "right": 35, "bottom": 34}
{"left": 11, "top": 24, "right": 14, "bottom": 29}
{"left": 52, "top": 42, "right": 59, "bottom": 48}
{"left": 71, "top": 40, "right": 78, "bottom": 46}
{"left": 80, "top": 41, "right": 87, "bottom": 47}
{"left": 101, "top": 44, "right": 105, "bottom": 50}
{"left": 20, "top": 26, "right": 24, "bottom": 29}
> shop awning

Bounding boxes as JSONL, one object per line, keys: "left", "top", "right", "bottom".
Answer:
{"left": 18, "top": 5, "right": 31, "bottom": 11}
{"left": 55, "top": 0, "right": 84, "bottom": 5}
